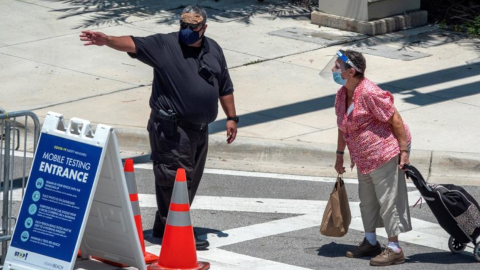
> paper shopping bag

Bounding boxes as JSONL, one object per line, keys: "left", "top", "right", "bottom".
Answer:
{"left": 320, "top": 176, "right": 351, "bottom": 237}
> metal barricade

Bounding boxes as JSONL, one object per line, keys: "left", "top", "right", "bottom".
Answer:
{"left": 0, "top": 109, "right": 40, "bottom": 264}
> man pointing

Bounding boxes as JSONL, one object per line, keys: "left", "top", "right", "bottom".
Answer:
{"left": 80, "top": 5, "right": 238, "bottom": 250}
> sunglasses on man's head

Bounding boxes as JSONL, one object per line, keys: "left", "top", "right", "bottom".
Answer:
{"left": 180, "top": 21, "right": 204, "bottom": 30}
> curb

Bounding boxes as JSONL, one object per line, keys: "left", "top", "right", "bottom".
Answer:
{"left": 115, "top": 128, "right": 480, "bottom": 186}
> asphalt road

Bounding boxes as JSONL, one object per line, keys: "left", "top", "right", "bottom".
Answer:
{"left": 2, "top": 158, "right": 480, "bottom": 269}
{"left": 134, "top": 165, "right": 480, "bottom": 270}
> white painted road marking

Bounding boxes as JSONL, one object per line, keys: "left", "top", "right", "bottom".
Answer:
{"left": 144, "top": 245, "right": 313, "bottom": 270}
{"left": 134, "top": 165, "right": 417, "bottom": 187}
{"left": 138, "top": 194, "right": 333, "bottom": 214}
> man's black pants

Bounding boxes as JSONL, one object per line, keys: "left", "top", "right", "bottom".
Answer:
{"left": 147, "top": 114, "right": 208, "bottom": 236}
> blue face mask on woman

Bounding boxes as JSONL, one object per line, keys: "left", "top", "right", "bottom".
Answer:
{"left": 332, "top": 71, "right": 347, "bottom": 85}
{"left": 179, "top": 27, "right": 201, "bottom": 45}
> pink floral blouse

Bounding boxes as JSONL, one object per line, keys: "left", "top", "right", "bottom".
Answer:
{"left": 335, "top": 78, "right": 411, "bottom": 175}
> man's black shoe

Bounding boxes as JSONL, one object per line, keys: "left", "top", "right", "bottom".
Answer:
{"left": 194, "top": 231, "right": 209, "bottom": 250}
{"left": 152, "top": 229, "right": 164, "bottom": 238}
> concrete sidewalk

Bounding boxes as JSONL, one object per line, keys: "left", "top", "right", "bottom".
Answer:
{"left": 2, "top": 0, "right": 480, "bottom": 184}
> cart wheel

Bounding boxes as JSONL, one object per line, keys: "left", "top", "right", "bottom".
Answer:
{"left": 448, "top": 236, "right": 466, "bottom": 253}
{"left": 474, "top": 242, "right": 480, "bottom": 262}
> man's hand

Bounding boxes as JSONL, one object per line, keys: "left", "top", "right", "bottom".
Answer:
{"left": 219, "top": 94, "right": 237, "bottom": 144}
{"left": 226, "top": 121, "right": 237, "bottom": 144}
{"left": 80, "top": 30, "right": 108, "bottom": 46}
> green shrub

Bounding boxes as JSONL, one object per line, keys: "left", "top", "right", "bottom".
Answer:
{"left": 465, "top": 15, "right": 480, "bottom": 37}
{"left": 421, "top": 0, "right": 480, "bottom": 37}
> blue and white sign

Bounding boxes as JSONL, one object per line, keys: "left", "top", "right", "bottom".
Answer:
{"left": 10, "top": 133, "right": 102, "bottom": 262}
{"left": 5, "top": 112, "right": 146, "bottom": 270}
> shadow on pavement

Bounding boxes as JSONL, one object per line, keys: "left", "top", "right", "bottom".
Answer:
{"left": 381, "top": 64, "right": 480, "bottom": 106}
{"left": 143, "top": 227, "right": 227, "bottom": 245}
{"left": 143, "top": 229, "right": 163, "bottom": 245}
{"left": 315, "top": 242, "right": 355, "bottom": 258}
{"left": 209, "top": 62, "right": 480, "bottom": 134}
{"left": 209, "top": 93, "right": 336, "bottom": 134}
{"left": 406, "top": 251, "right": 476, "bottom": 264}
{"left": 316, "top": 243, "right": 478, "bottom": 265}
{"left": 46, "top": 0, "right": 315, "bottom": 28}
{"left": 314, "top": 242, "right": 367, "bottom": 259}
{"left": 194, "top": 226, "right": 229, "bottom": 239}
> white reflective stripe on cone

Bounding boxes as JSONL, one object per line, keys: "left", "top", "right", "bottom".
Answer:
{"left": 166, "top": 210, "right": 192, "bottom": 227}
{"left": 125, "top": 172, "right": 139, "bottom": 194}
{"left": 131, "top": 200, "right": 141, "bottom": 216}
{"left": 171, "top": 181, "right": 189, "bottom": 204}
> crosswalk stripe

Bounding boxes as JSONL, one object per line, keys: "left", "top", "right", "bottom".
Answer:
{"left": 133, "top": 164, "right": 417, "bottom": 187}
{"left": 145, "top": 246, "right": 312, "bottom": 270}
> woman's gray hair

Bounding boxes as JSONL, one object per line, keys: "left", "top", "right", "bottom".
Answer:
{"left": 339, "top": 49, "right": 366, "bottom": 78}
{"left": 181, "top": 5, "right": 208, "bottom": 24}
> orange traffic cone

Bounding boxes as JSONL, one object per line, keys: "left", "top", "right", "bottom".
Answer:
{"left": 124, "top": 159, "right": 158, "bottom": 264}
{"left": 148, "top": 168, "right": 210, "bottom": 270}
{"left": 94, "top": 159, "right": 158, "bottom": 266}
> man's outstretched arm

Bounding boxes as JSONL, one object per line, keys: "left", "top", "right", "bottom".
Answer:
{"left": 80, "top": 30, "right": 135, "bottom": 53}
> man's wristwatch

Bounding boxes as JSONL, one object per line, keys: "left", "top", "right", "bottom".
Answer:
{"left": 227, "top": 116, "right": 239, "bottom": 123}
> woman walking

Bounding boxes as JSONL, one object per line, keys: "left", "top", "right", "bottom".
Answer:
{"left": 331, "top": 50, "right": 412, "bottom": 266}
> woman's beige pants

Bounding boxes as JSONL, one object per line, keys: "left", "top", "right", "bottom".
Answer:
{"left": 357, "top": 155, "right": 413, "bottom": 237}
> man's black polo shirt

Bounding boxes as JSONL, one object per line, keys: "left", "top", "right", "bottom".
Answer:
{"left": 128, "top": 32, "right": 234, "bottom": 125}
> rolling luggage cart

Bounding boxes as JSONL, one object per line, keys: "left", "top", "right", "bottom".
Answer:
{"left": 404, "top": 164, "right": 480, "bottom": 261}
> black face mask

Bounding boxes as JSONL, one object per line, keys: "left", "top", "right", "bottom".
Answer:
{"left": 179, "top": 28, "right": 201, "bottom": 45}
{"left": 179, "top": 23, "right": 203, "bottom": 45}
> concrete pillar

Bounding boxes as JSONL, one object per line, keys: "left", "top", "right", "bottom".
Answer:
{"left": 312, "top": 0, "right": 427, "bottom": 35}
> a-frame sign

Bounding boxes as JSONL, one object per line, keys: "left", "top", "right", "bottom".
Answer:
{"left": 5, "top": 112, "right": 146, "bottom": 270}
